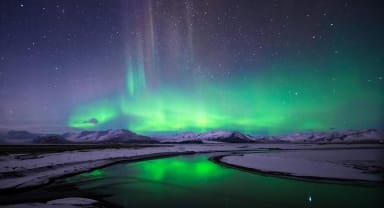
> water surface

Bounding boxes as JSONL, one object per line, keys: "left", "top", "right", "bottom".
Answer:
{"left": 66, "top": 154, "right": 383, "bottom": 208}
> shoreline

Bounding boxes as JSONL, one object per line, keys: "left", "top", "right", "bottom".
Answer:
{"left": 1, "top": 144, "right": 383, "bottom": 191}
{"left": 210, "top": 152, "right": 384, "bottom": 187}
{"left": 1, "top": 144, "right": 383, "bottom": 206}
{"left": 0, "top": 151, "right": 197, "bottom": 195}
{"left": 0, "top": 151, "right": 202, "bottom": 207}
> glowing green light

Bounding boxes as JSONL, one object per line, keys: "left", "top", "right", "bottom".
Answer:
{"left": 68, "top": 55, "right": 383, "bottom": 134}
{"left": 135, "top": 156, "right": 226, "bottom": 181}
{"left": 126, "top": 61, "right": 146, "bottom": 96}
{"left": 68, "top": 99, "right": 119, "bottom": 129}
{"left": 81, "top": 169, "right": 105, "bottom": 177}
{"left": 127, "top": 65, "right": 135, "bottom": 96}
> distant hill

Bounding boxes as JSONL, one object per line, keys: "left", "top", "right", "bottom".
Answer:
{"left": 6, "top": 130, "right": 40, "bottom": 140}
{"left": 255, "top": 129, "right": 384, "bottom": 144}
{"left": 160, "top": 130, "right": 254, "bottom": 143}
{"left": 0, "top": 130, "right": 41, "bottom": 143}
{"left": 0, "top": 129, "right": 156, "bottom": 144}
{"left": 0, "top": 129, "right": 382, "bottom": 144}
{"left": 63, "top": 129, "right": 156, "bottom": 144}
{"left": 33, "top": 134, "right": 71, "bottom": 144}
{"left": 158, "top": 129, "right": 383, "bottom": 144}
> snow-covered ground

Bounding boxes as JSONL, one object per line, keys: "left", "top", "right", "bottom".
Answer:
{"left": 1, "top": 143, "right": 383, "bottom": 207}
{"left": 0, "top": 144, "right": 259, "bottom": 190}
{"left": 1, "top": 144, "right": 382, "bottom": 191}
{"left": 2, "top": 197, "right": 99, "bottom": 208}
{"left": 219, "top": 148, "right": 384, "bottom": 182}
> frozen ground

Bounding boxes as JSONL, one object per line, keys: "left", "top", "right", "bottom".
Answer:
{"left": 1, "top": 197, "right": 100, "bottom": 208}
{"left": 219, "top": 148, "right": 384, "bottom": 182}
{"left": 0, "top": 143, "right": 263, "bottom": 190}
{"left": 1, "top": 143, "right": 383, "bottom": 207}
{"left": 1, "top": 143, "right": 382, "bottom": 190}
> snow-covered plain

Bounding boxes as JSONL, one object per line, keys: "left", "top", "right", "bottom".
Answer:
{"left": 2, "top": 197, "right": 99, "bottom": 208}
{"left": 1, "top": 144, "right": 382, "bottom": 191}
{"left": 0, "top": 144, "right": 259, "bottom": 190}
{"left": 0, "top": 143, "right": 383, "bottom": 207}
{"left": 219, "top": 148, "right": 384, "bottom": 182}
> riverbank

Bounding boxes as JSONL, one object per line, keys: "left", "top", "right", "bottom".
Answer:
{"left": 1, "top": 144, "right": 383, "bottom": 191}
{"left": 1, "top": 144, "right": 383, "bottom": 207}
{"left": 0, "top": 143, "right": 266, "bottom": 191}
{"left": 212, "top": 147, "right": 384, "bottom": 185}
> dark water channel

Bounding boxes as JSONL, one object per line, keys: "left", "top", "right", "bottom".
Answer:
{"left": 63, "top": 153, "right": 383, "bottom": 208}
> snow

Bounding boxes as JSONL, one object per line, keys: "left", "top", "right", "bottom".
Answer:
{"left": 64, "top": 129, "right": 152, "bottom": 142}
{"left": 47, "top": 197, "right": 98, "bottom": 205}
{"left": 2, "top": 197, "right": 99, "bottom": 208}
{"left": 270, "top": 129, "right": 384, "bottom": 143}
{"left": 162, "top": 130, "right": 254, "bottom": 143}
{"left": 1, "top": 143, "right": 382, "bottom": 190}
{"left": 1, "top": 143, "right": 383, "bottom": 207}
{"left": 0, "top": 144, "right": 259, "bottom": 189}
{"left": 1, "top": 129, "right": 382, "bottom": 144}
{"left": 220, "top": 148, "right": 384, "bottom": 182}
{"left": 158, "top": 129, "right": 383, "bottom": 144}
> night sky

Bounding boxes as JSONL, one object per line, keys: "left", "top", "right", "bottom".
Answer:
{"left": 0, "top": 0, "right": 383, "bottom": 135}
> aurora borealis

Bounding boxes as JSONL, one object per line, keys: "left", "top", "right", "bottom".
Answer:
{"left": 0, "top": 0, "right": 383, "bottom": 134}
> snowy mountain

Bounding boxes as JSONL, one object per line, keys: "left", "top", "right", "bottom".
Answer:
{"left": 0, "top": 129, "right": 382, "bottom": 144}
{"left": 162, "top": 130, "right": 254, "bottom": 143}
{"left": 33, "top": 134, "right": 71, "bottom": 144}
{"left": 0, "top": 130, "right": 41, "bottom": 144}
{"left": 259, "top": 129, "right": 384, "bottom": 143}
{"left": 63, "top": 129, "right": 156, "bottom": 143}
{"left": 0, "top": 129, "right": 156, "bottom": 144}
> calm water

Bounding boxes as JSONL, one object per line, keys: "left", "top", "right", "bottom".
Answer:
{"left": 66, "top": 154, "right": 383, "bottom": 208}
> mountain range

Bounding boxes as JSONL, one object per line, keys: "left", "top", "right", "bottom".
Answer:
{"left": 0, "top": 129, "right": 382, "bottom": 144}
{"left": 0, "top": 129, "right": 154, "bottom": 144}
{"left": 161, "top": 130, "right": 254, "bottom": 143}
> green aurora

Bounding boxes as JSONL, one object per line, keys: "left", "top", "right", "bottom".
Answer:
{"left": 68, "top": 55, "right": 383, "bottom": 134}
{"left": 1, "top": 0, "right": 383, "bottom": 135}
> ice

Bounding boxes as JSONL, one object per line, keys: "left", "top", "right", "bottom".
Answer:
{"left": 219, "top": 148, "right": 384, "bottom": 181}
{"left": 2, "top": 197, "right": 99, "bottom": 208}
{"left": 47, "top": 197, "right": 97, "bottom": 205}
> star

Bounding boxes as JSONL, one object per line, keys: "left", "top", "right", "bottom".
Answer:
{"left": 0, "top": 0, "right": 382, "bottom": 135}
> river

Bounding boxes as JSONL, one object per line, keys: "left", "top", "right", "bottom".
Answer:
{"left": 63, "top": 153, "right": 383, "bottom": 207}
